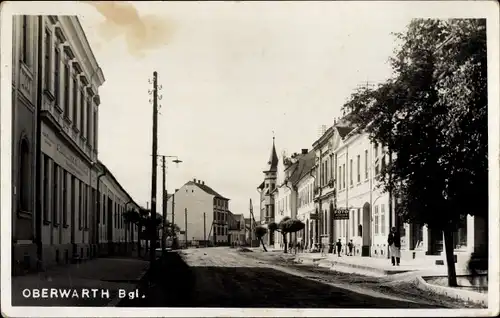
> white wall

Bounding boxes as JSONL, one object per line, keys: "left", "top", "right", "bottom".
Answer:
{"left": 166, "top": 183, "right": 214, "bottom": 242}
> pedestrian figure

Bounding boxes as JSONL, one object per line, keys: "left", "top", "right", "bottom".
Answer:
{"left": 336, "top": 239, "right": 342, "bottom": 257}
{"left": 388, "top": 227, "right": 401, "bottom": 266}
{"left": 348, "top": 239, "right": 354, "bottom": 256}
{"left": 320, "top": 242, "right": 325, "bottom": 256}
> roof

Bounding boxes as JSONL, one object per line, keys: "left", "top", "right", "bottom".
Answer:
{"left": 265, "top": 137, "right": 279, "bottom": 172}
{"left": 336, "top": 126, "right": 355, "bottom": 139}
{"left": 97, "top": 160, "right": 144, "bottom": 210}
{"left": 287, "top": 151, "right": 316, "bottom": 186}
{"left": 186, "top": 181, "right": 229, "bottom": 200}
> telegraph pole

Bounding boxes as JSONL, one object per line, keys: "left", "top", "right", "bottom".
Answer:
{"left": 161, "top": 156, "right": 167, "bottom": 253}
{"left": 149, "top": 71, "right": 159, "bottom": 263}
{"left": 184, "top": 208, "right": 188, "bottom": 249}
{"left": 203, "top": 212, "right": 207, "bottom": 247}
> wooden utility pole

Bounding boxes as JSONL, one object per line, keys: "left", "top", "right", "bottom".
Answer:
{"left": 161, "top": 155, "right": 167, "bottom": 253}
{"left": 203, "top": 212, "right": 207, "bottom": 247}
{"left": 149, "top": 71, "right": 159, "bottom": 263}
{"left": 184, "top": 208, "right": 188, "bottom": 248}
{"left": 249, "top": 199, "right": 256, "bottom": 247}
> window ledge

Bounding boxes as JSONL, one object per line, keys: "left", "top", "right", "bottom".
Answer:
{"left": 54, "top": 103, "right": 63, "bottom": 114}
{"left": 43, "top": 220, "right": 51, "bottom": 225}
{"left": 63, "top": 224, "right": 69, "bottom": 228}
{"left": 63, "top": 116, "right": 71, "bottom": 125}
{"left": 53, "top": 222, "right": 60, "bottom": 228}
{"left": 17, "top": 209, "right": 33, "bottom": 219}
{"left": 72, "top": 126, "right": 80, "bottom": 133}
{"left": 43, "top": 89, "right": 55, "bottom": 101}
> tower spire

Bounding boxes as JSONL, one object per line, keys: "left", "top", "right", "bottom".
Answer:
{"left": 266, "top": 132, "right": 279, "bottom": 172}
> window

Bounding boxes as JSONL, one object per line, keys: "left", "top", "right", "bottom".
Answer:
{"left": 357, "top": 155, "right": 360, "bottom": 183}
{"left": 375, "top": 163, "right": 379, "bottom": 176}
{"left": 365, "top": 150, "right": 369, "bottom": 180}
{"left": 80, "top": 93, "right": 86, "bottom": 137}
{"left": 44, "top": 30, "right": 51, "bottom": 91}
{"left": 381, "top": 156, "right": 387, "bottom": 173}
{"left": 64, "top": 63, "right": 70, "bottom": 116}
{"left": 52, "top": 164, "right": 59, "bottom": 225}
{"left": 41, "top": 158, "right": 48, "bottom": 220}
{"left": 73, "top": 78, "right": 78, "bottom": 125}
{"left": 78, "top": 181, "right": 82, "bottom": 229}
{"left": 93, "top": 111, "right": 98, "bottom": 149}
{"left": 78, "top": 91, "right": 84, "bottom": 131}
{"left": 19, "top": 139, "right": 31, "bottom": 211}
{"left": 352, "top": 210, "right": 356, "bottom": 235}
{"left": 381, "top": 204, "right": 386, "bottom": 235}
{"left": 62, "top": 171, "right": 67, "bottom": 226}
{"left": 54, "top": 49, "right": 60, "bottom": 106}
{"left": 71, "top": 176, "right": 76, "bottom": 227}
{"left": 350, "top": 159, "right": 353, "bottom": 186}
{"left": 87, "top": 99, "right": 91, "bottom": 143}
{"left": 92, "top": 189, "right": 96, "bottom": 226}
{"left": 84, "top": 184, "right": 88, "bottom": 228}
{"left": 374, "top": 206, "right": 379, "bottom": 235}
{"left": 21, "top": 16, "right": 28, "bottom": 64}
{"left": 357, "top": 208, "right": 361, "bottom": 228}
{"left": 374, "top": 143, "right": 378, "bottom": 158}
{"left": 342, "top": 164, "right": 346, "bottom": 188}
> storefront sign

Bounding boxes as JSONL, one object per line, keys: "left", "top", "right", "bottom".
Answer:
{"left": 41, "top": 125, "right": 90, "bottom": 179}
{"left": 309, "top": 213, "right": 318, "bottom": 220}
{"left": 334, "top": 208, "right": 350, "bottom": 220}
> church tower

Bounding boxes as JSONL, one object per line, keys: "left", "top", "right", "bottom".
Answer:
{"left": 257, "top": 136, "right": 279, "bottom": 245}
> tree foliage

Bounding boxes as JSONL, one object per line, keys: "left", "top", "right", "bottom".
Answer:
{"left": 272, "top": 217, "right": 305, "bottom": 253}
{"left": 343, "top": 19, "right": 487, "bottom": 286}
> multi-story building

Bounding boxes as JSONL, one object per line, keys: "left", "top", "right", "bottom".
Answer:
{"left": 167, "top": 178, "right": 230, "bottom": 246}
{"left": 295, "top": 152, "right": 316, "bottom": 250}
{"left": 228, "top": 212, "right": 246, "bottom": 246}
{"left": 273, "top": 149, "right": 314, "bottom": 250}
{"left": 256, "top": 137, "right": 279, "bottom": 246}
{"left": 319, "top": 115, "right": 485, "bottom": 266}
{"left": 96, "top": 161, "right": 141, "bottom": 257}
{"left": 11, "top": 15, "right": 141, "bottom": 273}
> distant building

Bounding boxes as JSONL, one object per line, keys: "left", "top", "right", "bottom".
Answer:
{"left": 166, "top": 179, "right": 230, "bottom": 246}
{"left": 256, "top": 137, "right": 279, "bottom": 246}
{"left": 228, "top": 212, "right": 245, "bottom": 246}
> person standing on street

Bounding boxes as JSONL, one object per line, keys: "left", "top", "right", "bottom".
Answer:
{"left": 348, "top": 239, "right": 354, "bottom": 256}
{"left": 336, "top": 239, "right": 342, "bottom": 257}
{"left": 388, "top": 227, "right": 401, "bottom": 266}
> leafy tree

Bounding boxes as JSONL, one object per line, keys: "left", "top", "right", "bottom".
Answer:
{"left": 269, "top": 217, "right": 305, "bottom": 253}
{"left": 254, "top": 226, "right": 268, "bottom": 252}
{"left": 343, "top": 19, "right": 487, "bottom": 287}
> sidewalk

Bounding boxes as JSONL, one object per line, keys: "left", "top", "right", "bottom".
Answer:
{"left": 295, "top": 253, "right": 455, "bottom": 277}
{"left": 11, "top": 256, "right": 150, "bottom": 306}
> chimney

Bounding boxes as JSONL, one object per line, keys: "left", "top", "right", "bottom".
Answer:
{"left": 202, "top": 181, "right": 205, "bottom": 185}
{"left": 175, "top": 188, "right": 179, "bottom": 192}
{"left": 193, "top": 178, "right": 197, "bottom": 183}
{"left": 301, "top": 149, "right": 308, "bottom": 155}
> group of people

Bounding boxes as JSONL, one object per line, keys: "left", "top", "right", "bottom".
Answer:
{"left": 298, "top": 227, "right": 402, "bottom": 266}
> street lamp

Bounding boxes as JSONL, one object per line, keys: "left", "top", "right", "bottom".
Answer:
{"left": 156, "top": 155, "right": 182, "bottom": 254}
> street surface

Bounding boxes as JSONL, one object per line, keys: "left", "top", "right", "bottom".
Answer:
{"left": 120, "top": 247, "right": 480, "bottom": 308}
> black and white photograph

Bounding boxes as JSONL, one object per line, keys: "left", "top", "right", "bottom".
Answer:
{"left": 1, "top": 1, "right": 498, "bottom": 317}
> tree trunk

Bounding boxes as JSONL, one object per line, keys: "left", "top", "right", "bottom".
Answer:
{"left": 443, "top": 227, "right": 458, "bottom": 287}
{"left": 260, "top": 237, "right": 268, "bottom": 252}
{"left": 283, "top": 233, "right": 288, "bottom": 253}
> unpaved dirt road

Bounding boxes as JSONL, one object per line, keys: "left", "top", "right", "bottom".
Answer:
{"left": 120, "top": 247, "right": 480, "bottom": 308}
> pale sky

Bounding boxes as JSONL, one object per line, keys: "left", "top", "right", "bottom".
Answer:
{"left": 74, "top": 1, "right": 415, "bottom": 219}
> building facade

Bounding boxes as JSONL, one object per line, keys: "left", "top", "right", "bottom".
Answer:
{"left": 228, "top": 212, "right": 246, "bottom": 246}
{"left": 257, "top": 138, "right": 279, "bottom": 246}
{"left": 302, "top": 115, "right": 486, "bottom": 266}
{"left": 166, "top": 178, "right": 230, "bottom": 246}
{"left": 11, "top": 15, "right": 141, "bottom": 273}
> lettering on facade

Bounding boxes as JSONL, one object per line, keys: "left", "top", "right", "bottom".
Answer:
{"left": 42, "top": 129, "right": 89, "bottom": 178}
{"left": 334, "top": 208, "right": 350, "bottom": 220}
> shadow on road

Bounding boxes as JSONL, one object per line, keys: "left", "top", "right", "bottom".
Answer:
{"left": 119, "top": 252, "right": 440, "bottom": 308}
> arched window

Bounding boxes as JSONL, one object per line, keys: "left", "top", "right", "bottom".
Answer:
{"left": 19, "top": 138, "right": 31, "bottom": 212}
